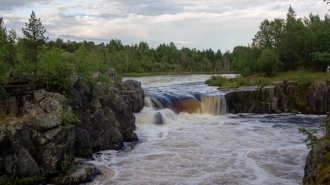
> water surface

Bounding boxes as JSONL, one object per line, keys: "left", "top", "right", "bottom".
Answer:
{"left": 88, "top": 74, "right": 323, "bottom": 185}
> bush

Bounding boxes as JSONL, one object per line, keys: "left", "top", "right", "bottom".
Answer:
{"left": 257, "top": 48, "right": 282, "bottom": 77}
{"left": 242, "top": 67, "right": 252, "bottom": 77}
{"left": 297, "top": 68, "right": 313, "bottom": 88}
{"left": 206, "top": 75, "right": 226, "bottom": 86}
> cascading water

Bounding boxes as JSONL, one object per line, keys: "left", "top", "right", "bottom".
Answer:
{"left": 87, "top": 74, "right": 324, "bottom": 185}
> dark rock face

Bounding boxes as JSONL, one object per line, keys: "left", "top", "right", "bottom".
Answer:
{"left": 119, "top": 80, "right": 145, "bottom": 113}
{"left": 0, "top": 91, "right": 76, "bottom": 182}
{"left": 70, "top": 78, "right": 139, "bottom": 158}
{"left": 225, "top": 80, "right": 329, "bottom": 114}
{"left": 303, "top": 115, "right": 330, "bottom": 185}
{"left": 0, "top": 71, "right": 143, "bottom": 184}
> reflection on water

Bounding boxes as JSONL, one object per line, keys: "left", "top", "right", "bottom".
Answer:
{"left": 87, "top": 74, "right": 323, "bottom": 185}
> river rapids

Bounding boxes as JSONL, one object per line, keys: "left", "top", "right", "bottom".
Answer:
{"left": 87, "top": 74, "right": 324, "bottom": 185}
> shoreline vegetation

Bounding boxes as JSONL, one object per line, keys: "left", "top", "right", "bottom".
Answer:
{"left": 206, "top": 70, "right": 329, "bottom": 88}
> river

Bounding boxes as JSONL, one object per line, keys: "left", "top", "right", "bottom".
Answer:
{"left": 87, "top": 74, "right": 324, "bottom": 185}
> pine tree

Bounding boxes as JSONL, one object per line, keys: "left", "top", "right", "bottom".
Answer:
{"left": 22, "top": 11, "right": 48, "bottom": 77}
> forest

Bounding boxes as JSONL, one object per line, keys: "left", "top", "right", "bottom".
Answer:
{"left": 1, "top": 6, "right": 330, "bottom": 97}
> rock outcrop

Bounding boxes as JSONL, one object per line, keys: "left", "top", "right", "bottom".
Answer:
{"left": 225, "top": 80, "right": 329, "bottom": 114}
{"left": 303, "top": 116, "right": 330, "bottom": 185}
{"left": 70, "top": 77, "right": 138, "bottom": 158}
{"left": 0, "top": 90, "right": 82, "bottom": 184}
{"left": 0, "top": 73, "right": 143, "bottom": 184}
{"left": 119, "top": 80, "right": 145, "bottom": 113}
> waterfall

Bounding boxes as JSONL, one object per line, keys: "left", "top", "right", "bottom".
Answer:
{"left": 201, "top": 96, "right": 227, "bottom": 115}
{"left": 144, "top": 94, "right": 227, "bottom": 116}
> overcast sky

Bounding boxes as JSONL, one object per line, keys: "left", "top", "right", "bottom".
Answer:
{"left": 1, "top": 0, "right": 329, "bottom": 52}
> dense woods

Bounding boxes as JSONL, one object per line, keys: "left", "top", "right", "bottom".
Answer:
{"left": 234, "top": 6, "right": 330, "bottom": 76}
{"left": 1, "top": 6, "right": 330, "bottom": 97}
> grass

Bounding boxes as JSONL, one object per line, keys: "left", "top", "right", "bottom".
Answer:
{"left": 206, "top": 71, "right": 330, "bottom": 88}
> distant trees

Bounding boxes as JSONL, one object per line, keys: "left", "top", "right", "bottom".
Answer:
{"left": 0, "top": 17, "right": 8, "bottom": 97}
{"left": 2, "top": 5, "right": 330, "bottom": 95}
{"left": 239, "top": 5, "right": 330, "bottom": 76}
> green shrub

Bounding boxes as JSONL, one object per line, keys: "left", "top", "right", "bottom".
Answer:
{"left": 242, "top": 67, "right": 252, "bottom": 77}
{"left": 298, "top": 128, "right": 319, "bottom": 149}
{"left": 297, "top": 68, "right": 313, "bottom": 88}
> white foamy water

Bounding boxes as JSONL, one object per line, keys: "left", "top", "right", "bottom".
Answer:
{"left": 87, "top": 74, "right": 324, "bottom": 185}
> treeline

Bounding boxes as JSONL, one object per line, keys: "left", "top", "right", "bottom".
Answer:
{"left": 1, "top": 6, "right": 330, "bottom": 96}
{"left": 231, "top": 6, "right": 330, "bottom": 76}
{"left": 0, "top": 11, "right": 233, "bottom": 96}
{"left": 46, "top": 39, "right": 231, "bottom": 74}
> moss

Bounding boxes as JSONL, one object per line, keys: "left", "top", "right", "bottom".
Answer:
{"left": 317, "top": 151, "right": 330, "bottom": 184}
{"left": 318, "top": 135, "right": 330, "bottom": 143}
{"left": 262, "top": 89, "right": 269, "bottom": 101}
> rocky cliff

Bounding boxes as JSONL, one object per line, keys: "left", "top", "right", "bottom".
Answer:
{"left": 225, "top": 80, "right": 329, "bottom": 114}
{"left": 303, "top": 116, "right": 330, "bottom": 185}
{"left": 0, "top": 75, "right": 144, "bottom": 184}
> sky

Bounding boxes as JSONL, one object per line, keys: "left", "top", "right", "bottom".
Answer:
{"left": 1, "top": 0, "right": 329, "bottom": 52}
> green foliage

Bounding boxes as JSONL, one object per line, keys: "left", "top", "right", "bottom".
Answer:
{"left": 38, "top": 48, "right": 74, "bottom": 91}
{"left": 0, "top": 175, "right": 45, "bottom": 185}
{"left": 298, "top": 117, "right": 326, "bottom": 149}
{"left": 298, "top": 128, "right": 319, "bottom": 149}
{"left": 21, "top": 11, "right": 48, "bottom": 77}
{"left": 257, "top": 48, "right": 282, "bottom": 77}
{"left": 206, "top": 75, "right": 227, "bottom": 86}
{"left": 258, "top": 77, "right": 271, "bottom": 86}
{"left": 297, "top": 68, "right": 313, "bottom": 88}
{"left": 0, "top": 175, "right": 11, "bottom": 185}
{"left": 61, "top": 155, "right": 75, "bottom": 175}
{"left": 242, "top": 67, "right": 252, "bottom": 77}
{"left": 60, "top": 107, "right": 78, "bottom": 126}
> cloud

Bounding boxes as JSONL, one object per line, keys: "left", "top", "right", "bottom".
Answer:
{"left": 1, "top": 0, "right": 328, "bottom": 52}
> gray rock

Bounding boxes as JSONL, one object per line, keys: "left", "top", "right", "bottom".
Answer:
{"left": 24, "top": 101, "right": 44, "bottom": 115}
{"left": 35, "top": 113, "right": 62, "bottom": 131}
{"left": 108, "top": 68, "right": 117, "bottom": 77}
{"left": 6, "top": 120, "right": 31, "bottom": 149}
{"left": 39, "top": 97, "right": 61, "bottom": 113}
{"left": 39, "top": 142, "right": 70, "bottom": 175}
{"left": 34, "top": 91, "right": 45, "bottom": 103}
{"left": 48, "top": 163, "right": 98, "bottom": 185}
{"left": 3, "top": 154, "right": 14, "bottom": 174}
{"left": 16, "top": 144, "right": 40, "bottom": 177}
{"left": 120, "top": 80, "right": 145, "bottom": 113}
{"left": 45, "top": 92, "right": 66, "bottom": 103}
{"left": 44, "top": 126, "right": 67, "bottom": 144}
{"left": 31, "top": 129, "right": 48, "bottom": 146}
{"left": 92, "top": 71, "right": 102, "bottom": 79}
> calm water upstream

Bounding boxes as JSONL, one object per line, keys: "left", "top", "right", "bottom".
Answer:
{"left": 87, "top": 74, "right": 324, "bottom": 185}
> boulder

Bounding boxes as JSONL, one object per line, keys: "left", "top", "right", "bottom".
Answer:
{"left": 48, "top": 163, "right": 98, "bottom": 185}
{"left": 16, "top": 144, "right": 41, "bottom": 177}
{"left": 120, "top": 80, "right": 145, "bottom": 113}
{"left": 35, "top": 113, "right": 62, "bottom": 132}
{"left": 108, "top": 68, "right": 117, "bottom": 77}
{"left": 24, "top": 101, "right": 44, "bottom": 115}
{"left": 39, "top": 97, "right": 61, "bottom": 113}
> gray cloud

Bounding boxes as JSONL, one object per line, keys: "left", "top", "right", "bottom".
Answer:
{"left": 1, "top": 0, "right": 328, "bottom": 52}
{"left": 0, "top": 0, "right": 51, "bottom": 11}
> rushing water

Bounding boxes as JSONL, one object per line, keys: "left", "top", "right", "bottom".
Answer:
{"left": 87, "top": 74, "right": 324, "bottom": 185}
